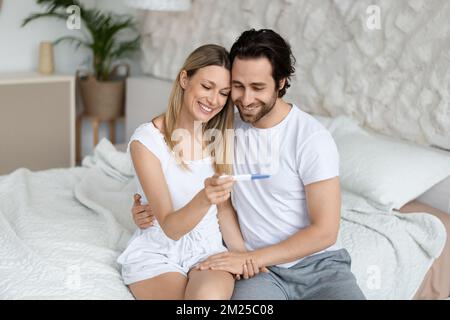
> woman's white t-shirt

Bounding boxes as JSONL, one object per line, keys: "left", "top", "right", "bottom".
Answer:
{"left": 117, "top": 122, "right": 226, "bottom": 284}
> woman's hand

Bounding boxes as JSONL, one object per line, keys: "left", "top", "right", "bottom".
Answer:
{"left": 131, "top": 193, "right": 154, "bottom": 229}
{"left": 196, "top": 252, "right": 269, "bottom": 279}
{"left": 202, "top": 174, "right": 234, "bottom": 205}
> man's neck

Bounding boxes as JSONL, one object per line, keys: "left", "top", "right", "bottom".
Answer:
{"left": 253, "top": 99, "right": 292, "bottom": 129}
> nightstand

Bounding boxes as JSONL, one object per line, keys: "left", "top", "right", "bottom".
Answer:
{"left": 75, "top": 113, "right": 124, "bottom": 164}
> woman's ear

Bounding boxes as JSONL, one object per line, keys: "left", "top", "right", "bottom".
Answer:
{"left": 179, "top": 70, "right": 188, "bottom": 89}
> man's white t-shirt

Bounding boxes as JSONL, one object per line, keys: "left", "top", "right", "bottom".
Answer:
{"left": 231, "top": 104, "right": 341, "bottom": 268}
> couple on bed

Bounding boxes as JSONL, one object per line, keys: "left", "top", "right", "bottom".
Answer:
{"left": 116, "top": 29, "right": 365, "bottom": 300}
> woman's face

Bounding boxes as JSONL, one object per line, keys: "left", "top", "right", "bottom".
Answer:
{"left": 180, "top": 65, "right": 231, "bottom": 123}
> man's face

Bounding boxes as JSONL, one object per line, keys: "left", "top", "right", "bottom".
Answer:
{"left": 231, "top": 57, "right": 278, "bottom": 124}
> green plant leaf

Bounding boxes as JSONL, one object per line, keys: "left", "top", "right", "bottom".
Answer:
{"left": 21, "top": 12, "right": 67, "bottom": 27}
{"left": 34, "top": 0, "right": 83, "bottom": 17}
{"left": 53, "top": 36, "right": 90, "bottom": 50}
{"left": 110, "top": 36, "right": 141, "bottom": 60}
{"left": 23, "top": 0, "right": 140, "bottom": 80}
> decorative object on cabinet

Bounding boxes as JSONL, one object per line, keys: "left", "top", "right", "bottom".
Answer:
{"left": 38, "top": 41, "right": 55, "bottom": 75}
{"left": 22, "top": 0, "right": 140, "bottom": 120}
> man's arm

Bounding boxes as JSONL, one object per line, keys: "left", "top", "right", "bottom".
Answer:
{"left": 248, "top": 176, "right": 341, "bottom": 266}
{"left": 199, "top": 177, "right": 340, "bottom": 271}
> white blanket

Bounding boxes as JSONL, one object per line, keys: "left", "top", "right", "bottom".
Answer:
{"left": 338, "top": 192, "right": 446, "bottom": 299}
{"left": 0, "top": 139, "right": 446, "bottom": 299}
{"left": 0, "top": 150, "right": 133, "bottom": 299}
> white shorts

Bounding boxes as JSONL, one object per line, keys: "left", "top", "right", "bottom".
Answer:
{"left": 117, "top": 225, "right": 227, "bottom": 285}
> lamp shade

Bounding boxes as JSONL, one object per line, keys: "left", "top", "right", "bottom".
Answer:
{"left": 126, "top": 0, "right": 191, "bottom": 11}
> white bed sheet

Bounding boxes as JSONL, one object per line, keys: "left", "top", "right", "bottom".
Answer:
{"left": 0, "top": 166, "right": 133, "bottom": 299}
{"left": 0, "top": 139, "right": 446, "bottom": 299}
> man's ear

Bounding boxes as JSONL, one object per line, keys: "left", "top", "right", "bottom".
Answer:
{"left": 278, "top": 78, "right": 286, "bottom": 91}
{"left": 179, "top": 70, "right": 189, "bottom": 89}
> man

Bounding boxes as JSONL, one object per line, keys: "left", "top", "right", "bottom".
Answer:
{"left": 131, "top": 29, "right": 365, "bottom": 300}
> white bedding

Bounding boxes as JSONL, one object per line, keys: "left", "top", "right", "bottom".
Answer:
{"left": 0, "top": 139, "right": 446, "bottom": 299}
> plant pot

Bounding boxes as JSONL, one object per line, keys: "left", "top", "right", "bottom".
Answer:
{"left": 77, "top": 65, "right": 129, "bottom": 121}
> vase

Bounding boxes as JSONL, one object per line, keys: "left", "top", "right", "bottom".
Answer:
{"left": 38, "top": 42, "right": 54, "bottom": 75}
{"left": 77, "top": 64, "right": 129, "bottom": 120}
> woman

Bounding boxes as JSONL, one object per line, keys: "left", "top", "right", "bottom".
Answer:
{"left": 117, "top": 44, "right": 249, "bottom": 300}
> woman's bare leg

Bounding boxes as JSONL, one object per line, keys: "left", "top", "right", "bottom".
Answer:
{"left": 128, "top": 272, "right": 187, "bottom": 300}
{"left": 185, "top": 269, "right": 234, "bottom": 300}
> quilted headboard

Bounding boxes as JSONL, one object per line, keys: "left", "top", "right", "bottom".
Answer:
{"left": 125, "top": 76, "right": 172, "bottom": 142}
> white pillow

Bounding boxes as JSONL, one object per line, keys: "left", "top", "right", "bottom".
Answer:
{"left": 326, "top": 116, "right": 450, "bottom": 210}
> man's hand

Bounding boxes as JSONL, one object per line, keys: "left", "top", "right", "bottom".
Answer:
{"left": 196, "top": 252, "right": 269, "bottom": 280}
{"left": 234, "top": 259, "right": 270, "bottom": 281}
{"left": 132, "top": 193, "right": 154, "bottom": 229}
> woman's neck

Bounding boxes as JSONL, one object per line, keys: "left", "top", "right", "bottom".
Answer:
{"left": 176, "top": 107, "right": 205, "bottom": 160}
{"left": 178, "top": 106, "right": 205, "bottom": 138}
{"left": 177, "top": 110, "right": 198, "bottom": 137}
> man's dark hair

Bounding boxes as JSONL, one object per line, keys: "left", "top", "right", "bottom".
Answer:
{"left": 230, "top": 29, "right": 296, "bottom": 98}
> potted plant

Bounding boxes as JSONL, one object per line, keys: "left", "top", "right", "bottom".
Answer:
{"left": 22, "top": 0, "right": 140, "bottom": 120}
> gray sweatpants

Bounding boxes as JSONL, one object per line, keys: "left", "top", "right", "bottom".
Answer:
{"left": 232, "top": 249, "right": 366, "bottom": 300}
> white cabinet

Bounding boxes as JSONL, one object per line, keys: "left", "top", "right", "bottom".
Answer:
{"left": 0, "top": 73, "right": 75, "bottom": 175}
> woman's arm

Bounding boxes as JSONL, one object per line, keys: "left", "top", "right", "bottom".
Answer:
{"left": 217, "top": 199, "right": 247, "bottom": 253}
{"left": 130, "top": 140, "right": 233, "bottom": 241}
{"left": 217, "top": 198, "right": 269, "bottom": 279}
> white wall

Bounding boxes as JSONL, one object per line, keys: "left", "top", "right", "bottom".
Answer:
{"left": 139, "top": 0, "right": 450, "bottom": 150}
{"left": 0, "top": 0, "right": 141, "bottom": 160}
{"left": 0, "top": 0, "right": 91, "bottom": 74}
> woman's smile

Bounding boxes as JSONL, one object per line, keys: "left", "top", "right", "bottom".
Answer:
{"left": 198, "top": 101, "right": 214, "bottom": 115}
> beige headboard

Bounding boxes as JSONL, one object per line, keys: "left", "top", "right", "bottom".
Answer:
{"left": 125, "top": 76, "right": 172, "bottom": 142}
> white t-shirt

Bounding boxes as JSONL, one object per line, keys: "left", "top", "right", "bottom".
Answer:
{"left": 127, "top": 122, "right": 213, "bottom": 207}
{"left": 231, "top": 104, "right": 341, "bottom": 268}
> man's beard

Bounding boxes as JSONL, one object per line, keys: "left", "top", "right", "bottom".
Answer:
{"left": 237, "top": 91, "right": 278, "bottom": 125}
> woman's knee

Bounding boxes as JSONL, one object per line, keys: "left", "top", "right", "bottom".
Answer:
{"left": 128, "top": 273, "right": 187, "bottom": 300}
{"left": 185, "top": 273, "right": 234, "bottom": 300}
{"left": 186, "top": 284, "right": 233, "bottom": 300}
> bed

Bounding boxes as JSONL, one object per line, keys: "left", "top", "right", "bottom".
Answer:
{"left": 0, "top": 77, "right": 449, "bottom": 300}
{"left": 0, "top": 137, "right": 449, "bottom": 300}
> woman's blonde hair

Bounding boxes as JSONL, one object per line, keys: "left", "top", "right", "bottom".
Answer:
{"left": 163, "top": 44, "right": 234, "bottom": 175}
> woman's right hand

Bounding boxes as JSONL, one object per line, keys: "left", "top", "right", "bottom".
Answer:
{"left": 203, "top": 174, "right": 234, "bottom": 205}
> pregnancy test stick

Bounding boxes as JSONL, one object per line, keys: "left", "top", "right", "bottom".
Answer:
{"left": 220, "top": 174, "right": 271, "bottom": 181}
